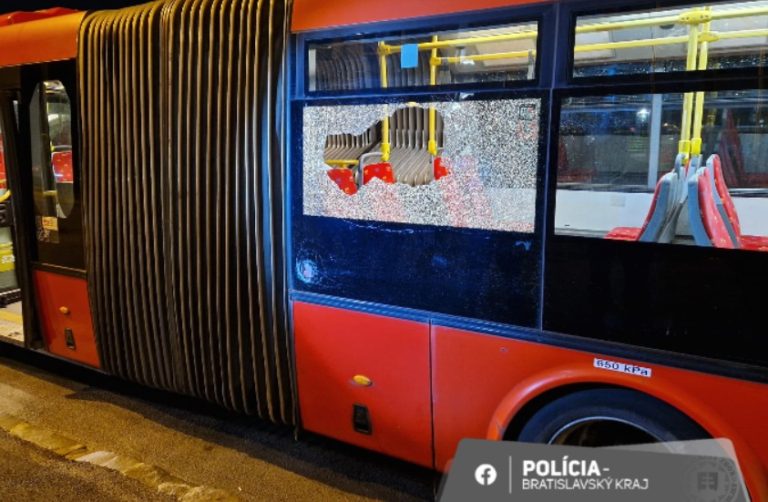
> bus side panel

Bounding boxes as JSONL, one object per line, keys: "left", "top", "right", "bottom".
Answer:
{"left": 432, "top": 326, "right": 768, "bottom": 497}
{"left": 293, "top": 301, "right": 433, "bottom": 467}
{"left": 291, "top": 0, "right": 538, "bottom": 32}
{"left": 33, "top": 270, "right": 100, "bottom": 368}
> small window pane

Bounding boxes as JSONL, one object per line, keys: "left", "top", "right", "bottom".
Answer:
{"left": 30, "top": 80, "right": 74, "bottom": 233}
{"left": 574, "top": 0, "right": 768, "bottom": 77}
{"left": 556, "top": 89, "right": 768, "bottom": 251}
{"left": 30, "top": 80, "right": 75, "bottom": 246}
{"left": 308, "top": 22, "right": 538, "bottom": 92}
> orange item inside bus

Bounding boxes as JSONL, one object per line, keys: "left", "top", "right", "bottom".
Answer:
{"left": 605, "top": 160, "right": 685, "bottom": 243}
{"left": 362, "top": 162, "right": 395, "bottom": 185}
{"left": 327, "top": 168, "right": 358, "bottom": 194}
{"left": 51, "top": 150, "right": 74, "bottom": 183}
{"left": 695, "top": 167, "right": 734, "bottom": 248}
{"left": 434, "top": 157, "right": 450, "bottom": 180}
{"left": 605, "top": 175, "right": 668, "bottom": 242}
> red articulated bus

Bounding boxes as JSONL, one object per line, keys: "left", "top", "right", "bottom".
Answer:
{"left": 1, "top": 0, "right": 767, "bottom": 498}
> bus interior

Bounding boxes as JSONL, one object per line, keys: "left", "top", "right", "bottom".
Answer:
{"left": 309, "top": 0, "right": 768, "bottom": 251}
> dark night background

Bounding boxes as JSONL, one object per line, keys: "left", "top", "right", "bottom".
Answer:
{"left": 1, "top": 1, "right": 145, "bottom": 14}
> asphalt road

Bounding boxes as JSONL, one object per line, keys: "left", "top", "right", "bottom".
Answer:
{"left": 0, "top": 344, "right": 435, "bottom": 501}
{"left": 0, "top": 431, "right": 173, "bottom": 502}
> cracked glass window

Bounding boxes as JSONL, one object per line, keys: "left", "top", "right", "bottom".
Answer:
{"left": 303, "top": 98, "right": 540, "bottom": 233}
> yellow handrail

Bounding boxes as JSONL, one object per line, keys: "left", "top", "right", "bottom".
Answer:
{"left": 379, "top": 30, "right": 537, "bottom": 55}
{"left": 715, "top": 27, "right": 768, "bottom": 40}
{"left": 375, "top": 5, "right": 768, "bottom": 57}
{"left": 325, "top": 159, "right": 360, "bottom": 167}
{"left": 0, "top": 190, "right": 10, "bottom": 203}
{"left": 575, "top": 14, "right": 682, "bottom": 34}
{"left": 678, "top": 20, "right": 700, "bottom": 157}
{"left": 425, "top": 28, "right": 768, "bottom": 65}
{"left": 372, "top": 3, "right": 768, "bottom": 162}
{"left": 577, "top": 36, "right": 690, "bottom": 53}
{"left": 575, "top": 5, "right": 768, "bottom": 33}
{"left": 378, "top": 4, "right": 768, "bottom": 55}
{"left": 428, "top": 35, "right": 438, "bottom": 156}
{"left": 438, "top": 49, "right": 534, "bottom": 64}
{"left": 691, "top": 7, "right": 712, "bottom": 156}
{"left": 378, "top": 41, "right": 391, "bottom": 162}
{"left": 709, "top": 5, "right": 768, "bottom": 20}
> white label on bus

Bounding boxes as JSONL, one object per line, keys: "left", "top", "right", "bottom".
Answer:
{"left": 593, "top": 358, "right": 652, "bottom": 378}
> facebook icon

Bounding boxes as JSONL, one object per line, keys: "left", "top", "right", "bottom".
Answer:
{"left": 474, "top": 464, "right": 498, "bottom": 486}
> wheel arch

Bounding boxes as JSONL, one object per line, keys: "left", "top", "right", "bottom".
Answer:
{"left": 486, "top": 365, "right": 728, "bottom": 443}
{"left": 483, "top": 365, "right": 768, "bottom": 500}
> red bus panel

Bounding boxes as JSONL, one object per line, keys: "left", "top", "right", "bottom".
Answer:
{"left": 292, "top": 0, "right": 546, "bottom": 32}
{"left": 432, "top": 325, "right": 768, "bottom": 499}
{"left": 0, "top": 12, "right": 83, "bottom": 68}
{"left": 33, "top": 270, "right": 100, "bottom": 368}
{"left": 293, "top": 301, "right": 432, "bottom": 467}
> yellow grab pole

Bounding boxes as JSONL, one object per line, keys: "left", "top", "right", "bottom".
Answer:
{"left": 679, "top": 22, "right": 700, "bottom": 157}
{"left": 577, "top": 35, "right": 689, "bottom": 53}
{"left": 710, "top": 5, "right": 768, "bottom": 20}
{"left": 575, "top": 14, "right": 681, "bottom": 34}
{"left": 380, "top": 31, "right": 537, "bottom": 54}
{"left": 325, "top": 159, "right": 360, "bottom": 168}
{"left": 378, "top": 41, "right": 391, "bottom": 162}
{"left": 378, "top": 6, "right": 768, "bottom": 55}
{"left": 440, "top": 49, "right": 534, "bottom": 64}
{"left": 717, "top": 28, "right": 768, "bottom": 40}
{"left": 691, "top": 8, "right": 712, "bottom": 156}
{"left": 428, "top": 35, "right": 438, "bottom": 156}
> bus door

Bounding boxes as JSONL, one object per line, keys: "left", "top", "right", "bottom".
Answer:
{"left": 18, "top": 66, "right": 99, "bottom": 367}
{"left": 0, "top": 91, "right": 24, "bottom": 346}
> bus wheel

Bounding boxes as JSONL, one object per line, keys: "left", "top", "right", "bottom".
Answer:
{"left": 516, "top": 388, "right": 708, "bottom": 446}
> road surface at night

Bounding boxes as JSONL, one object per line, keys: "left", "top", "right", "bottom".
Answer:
{"left": 0, "top": 345, "right": 434, "bottom": 501}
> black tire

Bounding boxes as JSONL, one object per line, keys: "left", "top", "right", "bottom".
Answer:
{"left": 517, "top": 388, "right": 709, "bottom": 446}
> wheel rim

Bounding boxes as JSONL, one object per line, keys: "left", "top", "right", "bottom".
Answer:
{"left": 547, "top": 416, "right": 662, "bottom": 446}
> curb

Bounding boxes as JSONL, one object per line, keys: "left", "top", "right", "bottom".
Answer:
{"left": 0, "top": 413, "right": 239, "bottom": 501}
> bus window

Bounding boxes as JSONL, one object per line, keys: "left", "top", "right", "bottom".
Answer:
{"left": 29, "top": 80, "right": 74, "bottom": 244}
{"left": 308, "top": 21, "right": 538, "bottom": 92}
{"left": 304, "top": 98, "right": 540, "bottom": 233}
{"left": 555, "top": 89, "right": 768, "bottom": 251}
{"left": 574, "top": 0, "right": 768, "bottom": 78}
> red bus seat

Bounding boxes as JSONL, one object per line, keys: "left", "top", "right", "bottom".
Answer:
{"left": 706, "top": 154, "right": 768, "bottom": 251}
{"left": 688, "top": 166, "right": 736, "bottom": 249}
{"left": 51, "top": 149, "right": 74, "bottom": 183}
{"left": 327, "top": 168, "right": 358, "bottom": 195}
{"left": 360, "top": 107, "right": 445, "bottom": 187}
{"left": 434, "top": 157, "right": 449, "bottom": 180}
{"left": 605, "top": 171, "right": 677, "bottom": 242}
{"left": 362, "top": 162, "right": 395, "bottom": 185}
